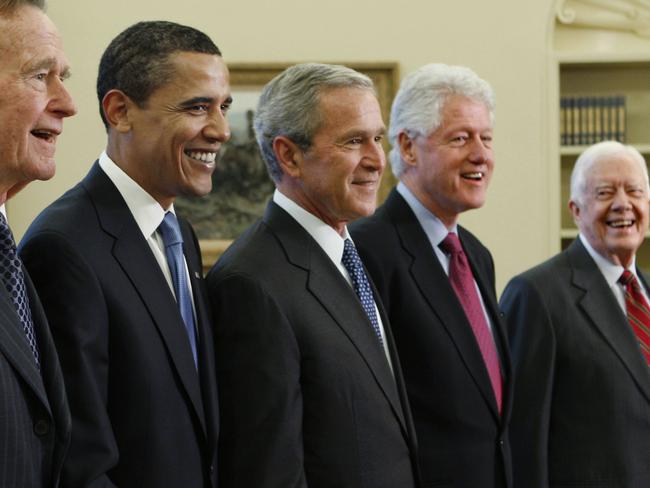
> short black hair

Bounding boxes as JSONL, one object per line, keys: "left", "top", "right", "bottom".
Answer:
{"left": 97, "top": 20, "right": 222, "bottom": 129}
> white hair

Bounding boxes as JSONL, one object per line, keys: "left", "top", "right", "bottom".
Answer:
{"left": 570, "top": 140, "right": 650, "bottom": 205}
{"left": 388, "top": 63, "right": 495, "bottom": 178}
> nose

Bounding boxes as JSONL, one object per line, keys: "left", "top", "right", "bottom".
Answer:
{"left": 49, "top": 78, "right": 77, "bottom": 118}
{"left": 203, "top": 111, "right": 231, "bottom": 143}
{"left": 467, "top": 136, "right": 492, "bottom": 165}
{"left": 362, "top": 138, "right": 386, "bottom": 172}
{"left": 612, "top": 187, "right": 633, "bottom": 210}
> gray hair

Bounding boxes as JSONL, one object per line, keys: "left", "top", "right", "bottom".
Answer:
{"left": 254, "top": 63, "right": 375, "bottom": 182}
{"left": 388, "top": 63, "right": 495, "bottom": 177}
{"left": 570, "top": 140, "right": 650, "bottom": 205}
{"left": 0, "top": 0, "right": 45, "bottom": 14}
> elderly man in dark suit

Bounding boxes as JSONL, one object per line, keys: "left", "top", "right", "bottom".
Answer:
{"left": 351, "top": 63, "right": 512, "bottom": 488}
{"left": 208, "top": 63, "right": 419, "bottom": 488}
{"left": 19, "top": 21, "right": 231, "bottom": 487}
{"left": 501, "top": 140, "right": 650, "bottom": 488}
{"left": 0, "top": 0, "right": 76, "bottom": 486}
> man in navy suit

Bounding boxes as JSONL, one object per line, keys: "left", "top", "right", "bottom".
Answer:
{"left": 351, "top": 63, "right": 512, "bottom": 488}
{"left": 0, "top": 0, "right": 76, "bottom": 486}
{"left": 208, "top": 63, "right": 419, "bottom": 488}
{"left": 501, "top": 141, "right": 650, "bottom": 487}
{"left": 19, "top": 21, "right": 231, "bottom": 487}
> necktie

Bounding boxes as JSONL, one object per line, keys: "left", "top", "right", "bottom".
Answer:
{"left": 619, "top": 270, "right": 650, "bottom": 365}
{"left": 440, "top": 232, "right": 502, "bottom": 411}
{"left": 0, "top": 213, "right": 39, "bottom": 366}
{"left": 158, "top": 212, "right": 198, "bottom": 366}
{"left": 341, "top": 238, "right": 384, "bottom": 346}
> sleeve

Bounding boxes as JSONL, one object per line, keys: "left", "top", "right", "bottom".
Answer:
{"left": 20, "top": 231, "right": 119, "bottom": 488}
{"left": 499, "top": 275, "right": 556, "bottom": 488}
{"left": 208, "top": 271, "right": 307, "bottom": 488}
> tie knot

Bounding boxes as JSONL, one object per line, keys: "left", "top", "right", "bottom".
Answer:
{"left": 342, "top": 238, "right": 361, "bottom": 269}
{"left": 439, "top": 232, "right": 463, "bottom": 256}
{"left": 0, "top": 213, "right": 17, "bottom": 251}
{"left": 620, "top": 269, "right": 636, "bottom": 287}
{"left": 158, "top": 212, "right": 183, "bottom": 248}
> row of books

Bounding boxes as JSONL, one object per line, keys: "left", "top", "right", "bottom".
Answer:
{"left": 560, "top": 96, "right": 626, "bottom": 146}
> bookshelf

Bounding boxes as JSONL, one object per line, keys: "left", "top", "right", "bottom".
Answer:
{"left": 557, "top": 59, "right": 650, "bottom": 264}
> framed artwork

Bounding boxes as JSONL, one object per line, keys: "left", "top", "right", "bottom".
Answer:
{"left": 174, "top": 62, "right": 399, "bottom": 271}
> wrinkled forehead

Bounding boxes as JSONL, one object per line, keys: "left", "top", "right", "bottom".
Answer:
{"left": 0, "top": 6, "right": 62, "bottom": 56}
{"left": 588, "top": 152, "right": 648, "bottom": 185}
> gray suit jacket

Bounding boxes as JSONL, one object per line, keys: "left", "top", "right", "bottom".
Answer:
{"left": 500, "top": 238, "right": 650, "bottom": 488}
{"left": 208, "top": 201, "right": 419, "bottom": 488}
{"left": 0, "top": 266, "right": 70, "bottom": 487}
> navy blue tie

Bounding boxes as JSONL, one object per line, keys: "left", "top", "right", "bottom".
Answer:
{"left": 0, "top": 213, "right": 39, "bottom": 366}
{"left": 158, "top": 212, "right": 198, "bottom": 367}
{"left": 341, "top": 238, "right": 383, "bottom": 346}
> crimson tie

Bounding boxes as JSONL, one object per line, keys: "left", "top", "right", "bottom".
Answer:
{"left": 619, "top": 270, "right": 650, "bottom": 365}
{"left": 440, "top": 232, "right": 502, "bottom": 412}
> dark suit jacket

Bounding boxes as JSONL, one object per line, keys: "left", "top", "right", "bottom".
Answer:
{"left": 500, "top": 238, "right": 650, "bottom": 488}
{"left": 350, "top": 189, "right": 513, "bottom": 488}
{"left": 0, "top": 268, "right": 70, "bottom": 488}
{"left": 19, "top": 162, "right": 219, "bottom": 488}
{"left": 207, "top": 200, "right": 419, "bottom": 488}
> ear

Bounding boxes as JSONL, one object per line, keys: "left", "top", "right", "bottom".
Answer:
{"left": 569, "top": 199, "right": 580, "bottom": 224}
{"left": 398, "top": 131, "right": 418, "bottom": 168}
{"left": 272, "top": 136, "right": 304, "bottom": 179}
{"left": 102, "top": 89, "right": 134, "bottom": 133}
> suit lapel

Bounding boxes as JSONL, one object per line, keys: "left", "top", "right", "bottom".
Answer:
{"left": 264, "top": 202, "right": 408, "bottom": 433}
{"left": 569, "top": 239, "right": 650, "bottom": 403}
{"left": 384, "top": 191, "right": 500, "bottom": 417}
{"left": 83, "top": 164, "right": 207, "bottom": 436}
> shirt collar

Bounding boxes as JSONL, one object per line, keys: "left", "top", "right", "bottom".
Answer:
{"left": 273, "top": 189, "right": 350, "bottom": 265}
{"left": 579, "top": 233, "right": 637, "bottom": 287}
{"left": 98, "top": 151, "right": 173, "bottom": 240}
{"left": 396, "top": 181, "right": 457, "bottom": 248}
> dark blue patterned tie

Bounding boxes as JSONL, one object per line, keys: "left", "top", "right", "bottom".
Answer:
{"left": 341, "top": 238, "right": 383, "bottom": 346}
{"left": 0, "top": 213, "right": 39, "bottom": 366}
{"left": 158, "top": 212, "right": 198, "bottom": 367}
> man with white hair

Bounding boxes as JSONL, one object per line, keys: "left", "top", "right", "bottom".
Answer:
{"left": 0, "top": 0, "right": 76, "bottom": 485}
{"left": 351, "top": 63, "right": 512, "bottom": 487}
{"left": 501, "top": 140, "right": 650, "bottom": 487}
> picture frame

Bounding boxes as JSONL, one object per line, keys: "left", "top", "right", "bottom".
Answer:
{"left": 174, "top": 62, "right": 399, "bottom": 272}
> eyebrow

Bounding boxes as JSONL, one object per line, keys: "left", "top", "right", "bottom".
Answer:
{"left": 24, "top": 57, "right": 71, "bottom": 80}
{"left": 179, "top": 95, "right": 233, "bottom": 108}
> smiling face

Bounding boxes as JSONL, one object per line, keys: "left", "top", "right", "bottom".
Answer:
{"left": 112, "top": 51, "right": 231, "bottom": 209}
{"left": 0, "top": 6, "right": 77, "bottom": 202}
{"left": 571, "top": 153, "right": 650, "bottom": 268}
{"left": 281, "top": 86, "right": 386, "bottom": 234}
{"left": 400, "top": 94, "right": 493, "bottom": 228}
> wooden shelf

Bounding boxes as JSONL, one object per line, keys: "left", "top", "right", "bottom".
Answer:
{"left": 560, "top": 144, "right": 650, "bottom": 156}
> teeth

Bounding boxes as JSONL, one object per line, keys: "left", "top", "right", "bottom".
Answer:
{"left": 463, "top": 172, "right": 483, "bottom": 180}
{"left": 185, "top": 150, "right": 216, "bottom": 163}
{"left": 609, "top": 220, "right": 633, "bottom": 228}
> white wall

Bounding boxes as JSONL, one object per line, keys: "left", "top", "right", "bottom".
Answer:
{"left": 8, "top": 0, "right": 557, "bottom": 292}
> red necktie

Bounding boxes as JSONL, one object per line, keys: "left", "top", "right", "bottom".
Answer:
{"left": 440, "top": 232, "right": 502, "bottom": 412}
{"left": 619, "top": 269, "right": 650, "bottom": 365}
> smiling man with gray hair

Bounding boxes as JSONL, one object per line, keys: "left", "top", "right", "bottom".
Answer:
{"left": 351, "top": 63, "right": 513, "bottom": 488}
{"left": 208, "top": 62, "right": 419, "bottom": 488}
{"left": 501, "top": 140, "right": 650, "bottom": 487}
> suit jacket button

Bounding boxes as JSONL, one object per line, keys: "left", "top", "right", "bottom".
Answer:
{"left": 34, "top": 419, "right": 50, "bottom": 436}
{"left": 209, "top": 465, "right": 215, "bottom": 474}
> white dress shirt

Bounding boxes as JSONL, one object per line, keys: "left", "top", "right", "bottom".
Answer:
{"left": 579, "top": 233, "right": 650, "bottom": 313}
{"left": 98, "top": 151, "right": 197, "bottom": 318}
{"left": 273, "top": 189, "right": 393, "bottom": 367}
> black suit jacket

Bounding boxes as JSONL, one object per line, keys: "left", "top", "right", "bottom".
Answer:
{"left": 500, "top": 238, "right": 650, "bottom": 488}
{"left": 207, "top": 200, "right": 419, "bottom": 488}
{"left": 19, "top": 162, "right": 219, "bottom": 488}
{"left": 0, "top": 268, "right": 70, "bottom": 488}
{"left": 350, "top": 189, "right": 513, "bottom": 488}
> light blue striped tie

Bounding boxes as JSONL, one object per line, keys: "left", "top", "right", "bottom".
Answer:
{"left": 158, "top": 212, "right": 198, "bottom": 367}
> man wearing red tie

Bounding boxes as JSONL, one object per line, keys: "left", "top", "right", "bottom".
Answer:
{"left": 501, "top": 140, "right": 650, "bottom": 488}
{"left": 351, "top": 63, "right": 512, "bottom": 488}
